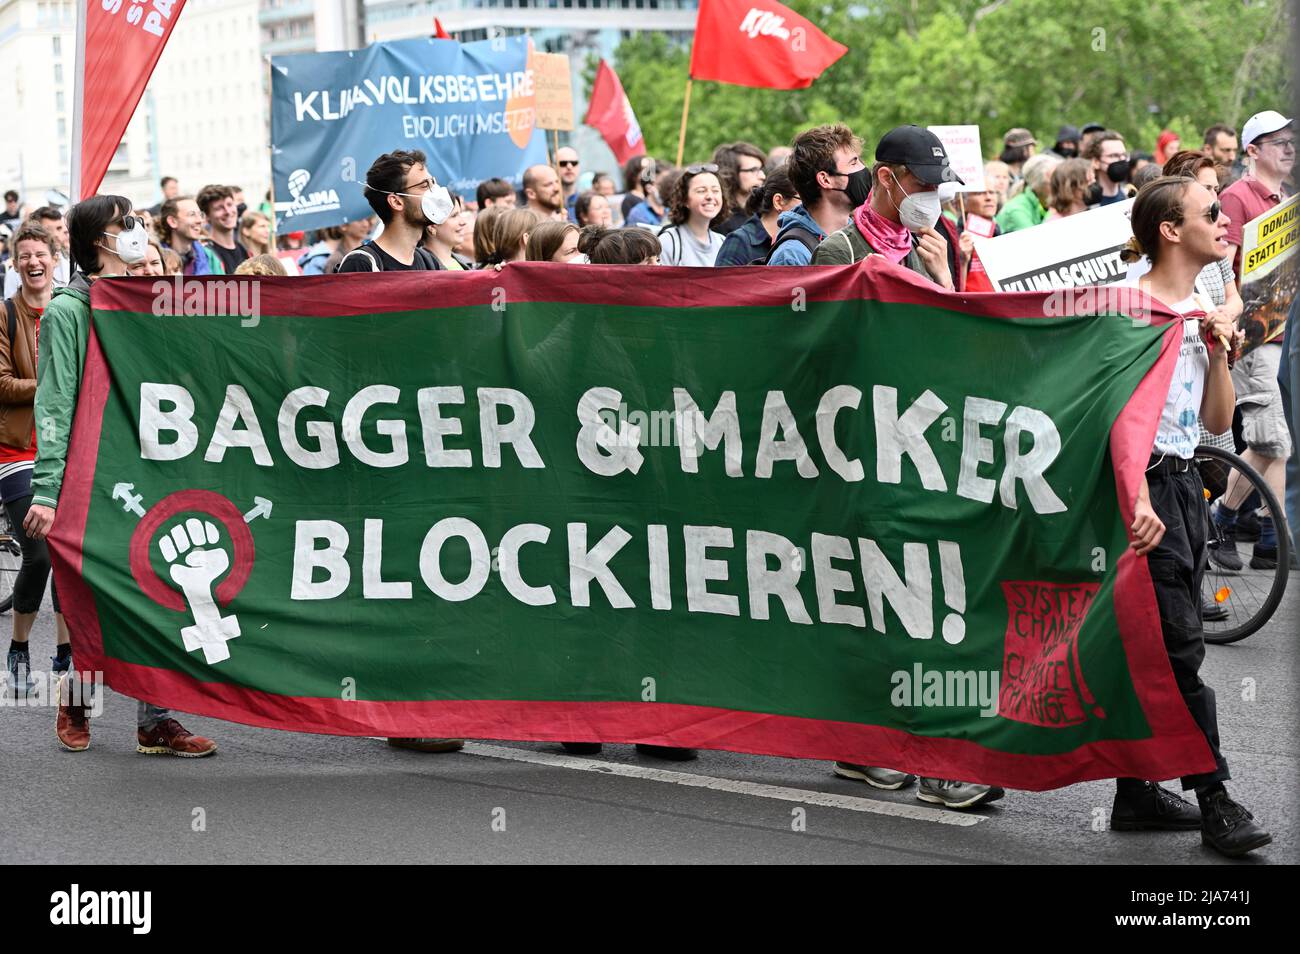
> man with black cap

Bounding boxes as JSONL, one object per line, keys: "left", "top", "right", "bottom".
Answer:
{"left": 999, "top": 127, "right": 1038, "bottom": 184}
{"left": 812, "top": 125, "right": 956, "bottom": 293}
{"left": 813, "top": 128, "right": 1003, "bottom": 812}
{"left": 1045, "top": 125, "right": 1081, "bottom": 160}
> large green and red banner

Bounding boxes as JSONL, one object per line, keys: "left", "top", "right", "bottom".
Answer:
{"left": 51, "top": 260, "right": 1215, "bottom": 790}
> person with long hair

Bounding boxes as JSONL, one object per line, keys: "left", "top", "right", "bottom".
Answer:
{"left": 656, "top": 163, "right": 725, "bottom": 266}
{"left": 239, "top": 210, "right": 272, "bottom": 257}
{"left": 525, "top": 220, "right": 582, "bottom": 263}
{"left": 489, "top": 208, "right": 540, "bottom": 266}
{"left": 574, "top": 191, "right": 612, "bottom": 229}
{"left": 1045, "top": 158, "right": 1095, "bottom": 220}
{"left": 422, "top": 192, "right": 472, "bottom": 270}
{"left": 24, "top": 195, "right": 218, "bottom": 756}
{"left": 577, "top": 227, "right": 661, "bottom": 266}
{"left": 472, "top": 206, "right": 502, "bottom": 267}
{"left": 715, "top": 165, "right": 800, "bottom": 266}
{"left": 1114, "top": 176, "right": 1269, "bottom": 858}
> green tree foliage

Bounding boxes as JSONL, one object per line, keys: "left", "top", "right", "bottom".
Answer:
{"left": 604, "top": 0, "right": 1292, "bottom": 163}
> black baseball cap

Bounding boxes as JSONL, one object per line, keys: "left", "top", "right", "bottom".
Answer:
{"left": 875, "top": 125, "right": 964, "bottom": 186}
{"left": 1080, "top": 122, "right": 1106, "bottom": 135}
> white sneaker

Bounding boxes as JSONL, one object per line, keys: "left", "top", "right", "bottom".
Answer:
{"left": 833, "top": 761, "right": 917, "bottom": 790}
{"left": 917, "top": 777, "right": 1004, "bottom": 810}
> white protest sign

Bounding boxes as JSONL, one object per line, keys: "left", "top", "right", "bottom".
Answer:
{"left": 972, "top": 199, "right": 1134, "bottom": 292}
{"left": 929, "top": 125, "right": 986, "bottom": 192}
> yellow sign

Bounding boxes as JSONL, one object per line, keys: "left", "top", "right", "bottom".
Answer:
{"left": 1239, "top": 194, "right": 1297, "bottom": 348}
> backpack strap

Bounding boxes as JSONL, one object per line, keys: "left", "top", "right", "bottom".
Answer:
{"left": 340, "top": 245, "right": 381, "bottom": 272}
{"left": 5, "top": 297, "right": 16, "bottom": 349}
{"left": 764, "top": 224, "right": 821, "bottom": 264}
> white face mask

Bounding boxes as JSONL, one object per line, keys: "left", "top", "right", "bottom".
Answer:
{"left": 101, "top": 222, "right": 148, "bottom": 264}
{"left": 887, "top": 173, "right": 942, "bottom": 233}
{"left": 371, "top": 182, "right": 455, "bottom": 226}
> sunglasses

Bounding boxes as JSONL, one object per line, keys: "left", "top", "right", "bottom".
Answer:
{"left": 1201, "top": 199, "right": 1222, "bottom": 223}
{"left": 557, "top": 159, "right": 579, "bottom": 168}
{"left": 684, "top": 163, "right": 720, "bottom": 175}
{"left": 116, "top": 214, "right": 145, "bottom": 232}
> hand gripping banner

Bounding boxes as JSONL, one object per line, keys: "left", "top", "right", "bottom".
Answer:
{"left": 50, "top": 261, "right": 1215, "bottom": 790}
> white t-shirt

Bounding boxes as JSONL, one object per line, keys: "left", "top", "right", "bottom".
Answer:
{"left": 658, "top": 225, "right": 724, "bottom": 267}
{"left": 1150, "top": 293, "right": 1210, "bottom": 460}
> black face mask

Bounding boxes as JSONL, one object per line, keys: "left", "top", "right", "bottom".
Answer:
{"left": 1106, "top": 159, "right": 1131, "bottom": 183}
{"left": 1057, "top": 144, "right": 1079, "bottom": 158}
{"left": 827, "top": 167, "right": 872, "bottom": 208}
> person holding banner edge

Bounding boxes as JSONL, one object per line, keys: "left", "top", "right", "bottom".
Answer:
{"left": 1116, "top": 176, "right": 1269, "bottom": 857}
{"left": 24, "top": 195, "right": 218, "bottom": 758}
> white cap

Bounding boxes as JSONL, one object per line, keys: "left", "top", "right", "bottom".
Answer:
{"left": 1241, "top": 110, "right": 1292, "bottom": 148}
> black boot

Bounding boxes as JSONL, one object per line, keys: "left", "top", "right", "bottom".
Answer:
{"left": 560, "top": 742, "right": 603, "bottom": 755}
{"left": 1199, "top": 788, "right": 1272, "bottom": 857}
{"left": 1111, "top": 780, "right": 1201, "bottom": 831}
{"left": 1201, "top": 598, "right": 1229, "bottom": 622}
{"left": 635, "top": 744, "right": 697, "bottom": 761}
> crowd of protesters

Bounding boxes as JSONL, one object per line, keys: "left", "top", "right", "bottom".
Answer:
{"left": 0, "top": 109, "right": 1294, "bottom": 859}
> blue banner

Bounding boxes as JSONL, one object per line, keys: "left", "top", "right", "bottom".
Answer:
{"left": 270, "top": 36, "right": 548, "bottom": 232}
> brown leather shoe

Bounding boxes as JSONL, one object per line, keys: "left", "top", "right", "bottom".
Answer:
{"left": 387, "top": 738, "right": 465, "bottom": 753}
{"left": 56, "top": 698, "right": 91, "bottom": 752}
{"left": 137, "top": 718, "right": 217, "bottom": 757}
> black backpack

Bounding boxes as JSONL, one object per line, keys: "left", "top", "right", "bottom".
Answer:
{"left": 4, "top": 297, "right": 17, "bottom": 350}
{"left": 762, "top": 223, "right": 821, "bottom": 264}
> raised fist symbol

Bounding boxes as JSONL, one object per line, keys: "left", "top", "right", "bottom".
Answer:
{"left": 160, "top": 518, "right": 240, "bottom": 664}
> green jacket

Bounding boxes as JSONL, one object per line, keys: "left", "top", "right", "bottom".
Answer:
{"left": 31, "top": 272, "right": 91, "bottom": 509}
{"left": 811, "top": 219, "right": 942, "bottom": 285}
{"left": 995, "top": 189, "right": 1047, "bottom": 233}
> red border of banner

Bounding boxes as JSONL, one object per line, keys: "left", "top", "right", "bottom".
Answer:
{"left": 52, "top": 259, "right": 1214, "bottom": 792}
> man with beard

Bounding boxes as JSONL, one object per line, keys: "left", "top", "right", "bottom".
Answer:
{"left": 338, "top": 150, "right": 453, "bottom": 274}
{"left": 523, "top": 163, "right": 566, "bottom": 221}
{"left": 1084, "top": 130, "right": 1134, "bottom": 207}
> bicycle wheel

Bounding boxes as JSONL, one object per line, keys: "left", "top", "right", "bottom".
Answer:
{"left": 1195, "top": 444, "right": 1291, "bottom": 644}
{"left": 0, "top": 509, "right": 20, "bottom": 614}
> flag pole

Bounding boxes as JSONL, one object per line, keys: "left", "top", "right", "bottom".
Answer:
{"left": 675, "top": 77, "right": 693, "bottom": 168}
{"left": 69, "top": 0, "right": 88, "bottom": 202}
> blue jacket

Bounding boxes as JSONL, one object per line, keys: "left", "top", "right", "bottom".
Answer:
{"left": 715, "top": 214, "right": 771, "bottom": 267}
{"left": 765, "top": 205, "right": 825, "bottom": 266}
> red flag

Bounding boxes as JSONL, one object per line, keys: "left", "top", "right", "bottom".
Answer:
{"left": 689, "top": 0, "right": 846, "bottom": 90}
{"left": 433, "top": 18, "right": 452, "bottom": 39}
{"left": 72, "top": 0, "right": 187, "bottom": 200}
{"left": 583, "top": 59, "right": 646, "bottom": 164}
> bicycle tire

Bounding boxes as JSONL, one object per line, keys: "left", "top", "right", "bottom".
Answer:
{"left": 1195, "top": 444, "right": 1291, "bottom": 644}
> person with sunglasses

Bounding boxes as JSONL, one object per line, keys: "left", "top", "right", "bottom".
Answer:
{"left": 339, "top": 150, "right": 454, "bottom": 273}
{"left": 656, "top": 163, "right": 725, "bottom": 267}
{"left": 23, "top": 195, "right": 219, "bottom": 757}
{"left": 555, "top": 147, "right": 582, "bottom": 222}
{"left": 1112, "top": 176, "right": 1270, "bottom": 858}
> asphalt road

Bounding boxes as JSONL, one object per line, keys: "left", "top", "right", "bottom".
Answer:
{"left": 2, "top": 577, "right": 1295, "bottom": 865}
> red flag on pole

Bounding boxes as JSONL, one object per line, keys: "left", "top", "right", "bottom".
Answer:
{"left": 688, "top": 0, "right": 847, "bottom": 90}
{"left": 583, "top": 59, "right": 647, "bottom": 164}
{"left": 433, "top": 18, "right": 452, "bottom": 39}
{"left": 72, "top": 0, "right": 187, "bottom": 200}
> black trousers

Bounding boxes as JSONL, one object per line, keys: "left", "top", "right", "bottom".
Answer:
{"left": 1146, "top": 465, "right": 1230, "bottom": 790}
{"left": 3, "top": 493, "right": 60, "bottom": 616}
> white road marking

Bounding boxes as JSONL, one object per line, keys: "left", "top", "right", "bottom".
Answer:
{"left": 461, "top": 743, "right": 986, "bottom": 826}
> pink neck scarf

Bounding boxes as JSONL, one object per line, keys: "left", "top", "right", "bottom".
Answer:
{"left": 854, "top": 202, "right": 911, "bottom": 265}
